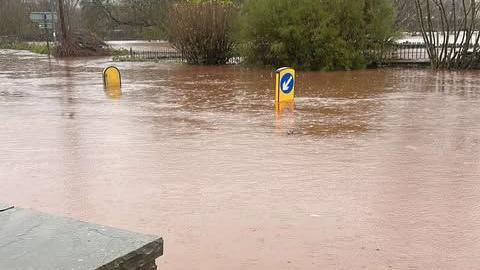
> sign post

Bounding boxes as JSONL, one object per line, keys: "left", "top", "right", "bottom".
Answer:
{"left": 275, "top": 67, "right": 295, "bottom": 108}
{"left": 29, "top": 12, "right": 57, "bottom": 56}
{"left": 44, "top": 14, "right": 51, "bottom": 57}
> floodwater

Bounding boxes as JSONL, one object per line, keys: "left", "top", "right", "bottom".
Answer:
{"left": 1, "top": 49, "right": 480, "bottom": 270}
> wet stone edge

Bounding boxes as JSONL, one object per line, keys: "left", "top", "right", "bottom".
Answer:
{"left": 96, "top": 238, "right": 164, "bottom": 270}
{"left": 0, "top": 205, "right": 14, "bottom": 213}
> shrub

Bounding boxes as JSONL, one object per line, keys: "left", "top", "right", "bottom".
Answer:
{"left": 168, "top": 1, "right": 237, "bottom": 65}
{"left": 236, "top": 0, "right": 395, "bottom": 70}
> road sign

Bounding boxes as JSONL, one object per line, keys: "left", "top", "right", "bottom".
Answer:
{"left": 280, "top": 73, "right": 294, "bottom": 94}
{"left": 103, "top": 66, "right": 122, "bottom": 89}
{"left": 275, "top": 67, "right": 296, "bottom": 105}
{"left": 29, "top": 12, "right": 56, "bottom": 57}
{"left": 29, "top": 12, "right": 57, "bottom": 24}
{"left": 38, "top": 23, "right": 54, "bottom": 30}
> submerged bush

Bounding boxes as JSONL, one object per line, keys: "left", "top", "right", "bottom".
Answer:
{"left": 236, "top": 0, "right": 395, "bottom": 70}
{"left": 168, "top": 1, "right": 237, "bottom": 65}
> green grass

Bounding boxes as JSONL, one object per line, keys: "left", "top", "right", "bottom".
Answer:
{"left": 29, "top": 44, "right": 51, "bottom": 54}
{"left": 110, "top": 48, "right": 129, "bottom": 56}
{"left": 0, "top": 40, "right": 51, "bottom": 55}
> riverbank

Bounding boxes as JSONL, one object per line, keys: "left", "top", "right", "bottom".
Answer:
{"left": 0, "top": 40, "right": 50, "bottom": 55}
{"left": 0, "top": 39, "right": 129, "bottom": 57}
{"left": 0, "top": 39, "right": 433, "bottom": 68}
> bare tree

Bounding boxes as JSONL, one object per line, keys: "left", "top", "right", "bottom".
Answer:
{"left": 90, "top": 0, "right": 173, "bottom": 28}
{"left": 168, "top": 2, "right": 236, "bottom": 65}
{"left": 55, "top": 0, "right": 110, "bottom": 56}
{"left": 0, "top": 0, "right": 37, "bottom": 39}
{"left": 415, "top": 0, "right": 480, "bottom": 69}
{"left": 394, "top": 0, "right": 420, "bottom": 31}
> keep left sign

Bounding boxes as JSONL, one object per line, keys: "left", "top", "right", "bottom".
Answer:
{"left": 275, "top": 67, "right": 295, "bottom": 105}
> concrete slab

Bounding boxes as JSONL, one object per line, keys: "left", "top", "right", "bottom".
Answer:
{"left": 0, "top": 206, "right": 163, "bottom": 270}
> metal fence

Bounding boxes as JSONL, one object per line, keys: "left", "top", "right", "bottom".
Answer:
{"left": 126, "top": 43, "right": 449, "bottom": 65}
{"left": 381, "top": 42, "right": 480, "bottom": 65}
{"left": 129, "top": 47, "right": 183, "bottom": 60}
{"left": 128, "top": 47, "right": 243, "bottom": 64}
{"left": 387, "top": 43, "right": 430, "bottom": 61}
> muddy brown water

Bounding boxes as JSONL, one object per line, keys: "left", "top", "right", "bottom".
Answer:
{"left": 1, "top": 50, "right": 480, "bottom": 270}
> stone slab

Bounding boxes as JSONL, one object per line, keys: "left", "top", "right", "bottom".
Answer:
{"left": 0, "top": 205, "right": 163, "bottom": 270}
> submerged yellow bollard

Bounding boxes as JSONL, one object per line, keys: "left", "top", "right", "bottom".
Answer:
{"left": 275, "top": 97, "right": 296, "bottom": 135}
{"left": 275, "top": 100, "right": 295, "bottom": 116}
{"left": 103, "top": 66, "right": 122, "bottom": 88}
{"left": 105, "top": 86, "right": 122, "bottom": 99}
{"left": 275, "top": 67, "right": 295, "bottom": 106}
{"left": 274, "top": 67, "right": 296, "bottom": 134}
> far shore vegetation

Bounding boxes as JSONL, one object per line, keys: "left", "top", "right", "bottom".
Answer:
{"left": 2, "top": 0, "right": 480, "bottom": 70}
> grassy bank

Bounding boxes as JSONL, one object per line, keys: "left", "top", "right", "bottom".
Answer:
{"left": 0, "top": 40, "right": 51, "bottom": 54}
{"left": 0, "top": 39, "right": 131, "bottom": 57}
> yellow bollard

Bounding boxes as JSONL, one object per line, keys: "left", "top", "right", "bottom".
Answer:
{"left": 103, "top": 66, "right": 122, "bottom": 88}
{"left": 275, "top": 67, "right": 295, "bottom": 106}
{"left": 274, "top": 67, "right": 296, "bottom": 134}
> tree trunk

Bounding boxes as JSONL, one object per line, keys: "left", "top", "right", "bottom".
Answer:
{"left": 58, "top": 0, "right": 68, "bottom": 43}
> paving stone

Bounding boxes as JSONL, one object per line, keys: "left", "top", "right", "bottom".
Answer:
{"left": 0, "top": 204, "right": 163, "bottom": 270}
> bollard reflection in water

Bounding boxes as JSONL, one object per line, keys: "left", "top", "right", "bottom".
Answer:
{"left": 104, "top": 85, "right": 122, "bottom": 99}
{"left": 275, "top": 101, "right": 296, "bottom": 135}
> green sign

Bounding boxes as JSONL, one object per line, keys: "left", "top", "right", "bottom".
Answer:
{"left": 29, "top": 12, "right": 57, "bottom": 24}
{"left": 38, "top": 23, "right": 55, "bottom": 30}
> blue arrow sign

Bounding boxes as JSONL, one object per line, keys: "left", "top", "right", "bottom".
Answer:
{"left": 280, "top": 73, "right": 294, "bottom": 94}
